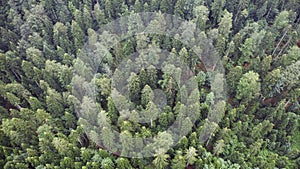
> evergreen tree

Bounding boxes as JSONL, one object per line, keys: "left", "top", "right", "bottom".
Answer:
{"left": 152, "top": 149, "right": 170, "bottom": 169}
{"left": 141, "top": 85, "right": 154, "bottom": 108}
{"left": 236, "top": 71, "right": 261, "bottom": 103}
{"left": 193, "top": 5, "right": 209, "bottom": 30}
{"left": 71, "top": 21, "right": 84, "bottom": 54}
{"left": 101, "top": 157, "right": 115, "bottom": 169}
{"left": 171, "top": 151, "right": 186, "bottom": 169}
{"left": 211, "top": 0, "right": 226, "bottom": 25}
{"left": 0, "top": 1, "right": 300, "bottom": 168}
{"left": 116, "top": 157, "right": 132, "bottom": 169}
{"left": 101, "top": 127, "right": 116, "bottom": 152}
{"left": 185, "top": 147, "right": 198, "bottom": 167}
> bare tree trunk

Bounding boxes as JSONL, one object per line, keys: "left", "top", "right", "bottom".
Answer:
{"left": 16, "top": 104, "right": 22, "bottom": 110}
{"left": 276, "top": 37, "right": 291, "bottom": 59}
{"left": 12, "top": 70, "right": 21, "bottom": 81}
{"left": 272, "top": 28, "right": 289, "bottom": 56}
{"left": 266, "top": 7, "right": 272, "bottom": 19}
{"left": 225, "top": 44, "right": 232, "bottom": 58}
{"left": 234, "top": 6, "right": 241, "bottom": 24}
{"left": 296, "top": 15, "right": 300, "bottom": 24}
{"left": 205, "top": 130, "right": 214, "bottom": 147}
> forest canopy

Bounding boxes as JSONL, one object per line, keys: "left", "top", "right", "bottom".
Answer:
{"left": 0, "top": 0, "right": 300, "bottom": 168}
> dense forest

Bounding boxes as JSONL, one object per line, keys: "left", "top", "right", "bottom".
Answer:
{"left": 1, "top": 0, "right": 300, "bottom": 168}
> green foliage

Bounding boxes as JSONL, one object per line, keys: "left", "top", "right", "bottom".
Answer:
{"left": 116, "top": 157, "right": 132, "bottom": 169}
{"left": 0, "top": 0, "right": 299, "bottom": 168}
{"left": 171, "top": 151, "right": 186, "bottom": 169}
{"left": 101, "top": 157, "right": 115, "bottom": 169}
{"left": 152, "top": 150, "right": 169, "bottom": 169}
{"left": 185, "top": 147, "right": 198, "bottom": 166}
{"left": 236, "top": 71, "right": 261, "bottom": 103}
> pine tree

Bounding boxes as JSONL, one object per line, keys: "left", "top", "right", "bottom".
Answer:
{"left": 146, "top": 65, "right": 158, "bottom": 88}
{"left": 26, "top": 47, "right": 45, "bottom": 68}
{"left": 211, "top": 0, "right": 226, "bottom": 25}
{"left": 46, "top": 88, "right": 65, "bottom": 117}
{"left": 226, "top": 65, "right": 243, "bottom": 95}
{"left": 185, "top": 147, "right": 198, "bottom": 167}
{"left": 141, "top": 85, "right": 154, "bottom": 108}
{"left": 193, "top": 5, "right": 209, "bottom": 31}
{"left": 239, "top": 38, "right": 254, "bottom": 64}
{"left": 120, "top": 130, "right": 133, "bottom": 156}
{"left": 101, "top": 157, "right": 115, "bottom": 169}
{"left": 159, "top": 0, "right": 170, "bottom": 14}
{"left": 174, "top": 0, "right": 184, "bottom": 18}
{"left": 153, "top": 148, "right": 169, "bottom": 169}
{"left": 171, "top": 150, "right": 186, "bottom": 169}
{"left": 104, "top": 0, "right": 114, "bottom": 18}
{"left": 128, "top": 73, "right": 141, "bottom": 104}
{"left": 213, "top": 139, "right": 225, "bottom": 156}
{"left": 73, "top": 9, "right": 84, "bottom": 31}
{"left": 101, "top": 127, "right": 116, "bottom": 152}
{"left": 236, "top": 71, "right": 261, "bottom": 103}
{"left": 71, "top": 21, "right": 84, "bottom": 54}
{"left": 116, "top": 157, "right": 132, "bottom": 169}
{"left": 158, "top": 112, "right": 169, "bottom": 129}
{"left": 133, "top": 0, "right": 143, "bottom": 13}
{"left": 142, "top": 101, "right": 159, "bottom": 127}
{"left": 1, "top": 117, "right": 37, "bottom": 146}
{"left": 93, "top": 2, "right": 106, "bottom": 26}
{"left": 218, "top": 9, "right": 233, "bottom": 41}
{"left": 83, "top": 5, "right": 93, "bottom": 30}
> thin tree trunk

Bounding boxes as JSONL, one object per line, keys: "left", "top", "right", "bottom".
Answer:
{"left": 234, "top": 7, "right": 241, "bottom": 24}
{"left": 225, "top": 44, "right": 232, "bottom": 58}
{"left": 205, "top": 131, "right": 214, "bottom": 147}
{"left": 16, "top": 104, "right": 22, "bottom": 110}
{"left": 12, "top": 70, "right": 21, "bottom": 81}
{"left": 266, "top": 7, "right": 272, "bottom": 19}
{"left": 234, "top": 0, "right": 243, "bottom": 24}
{"left": 186, "top": 153, "right": 192, "bottom": 167}
{"left": 296, "top": 15, "right": 300, "bottom": 24}
{"left": 276, "top": 37, "right": 291, "bottom": 59}
{"left": 272, "top": 28, "right": 289, "bottom": 56}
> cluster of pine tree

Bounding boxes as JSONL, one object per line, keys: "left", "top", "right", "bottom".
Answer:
{"left": 0, "top": 0, "right": 300, "bottom": 168}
